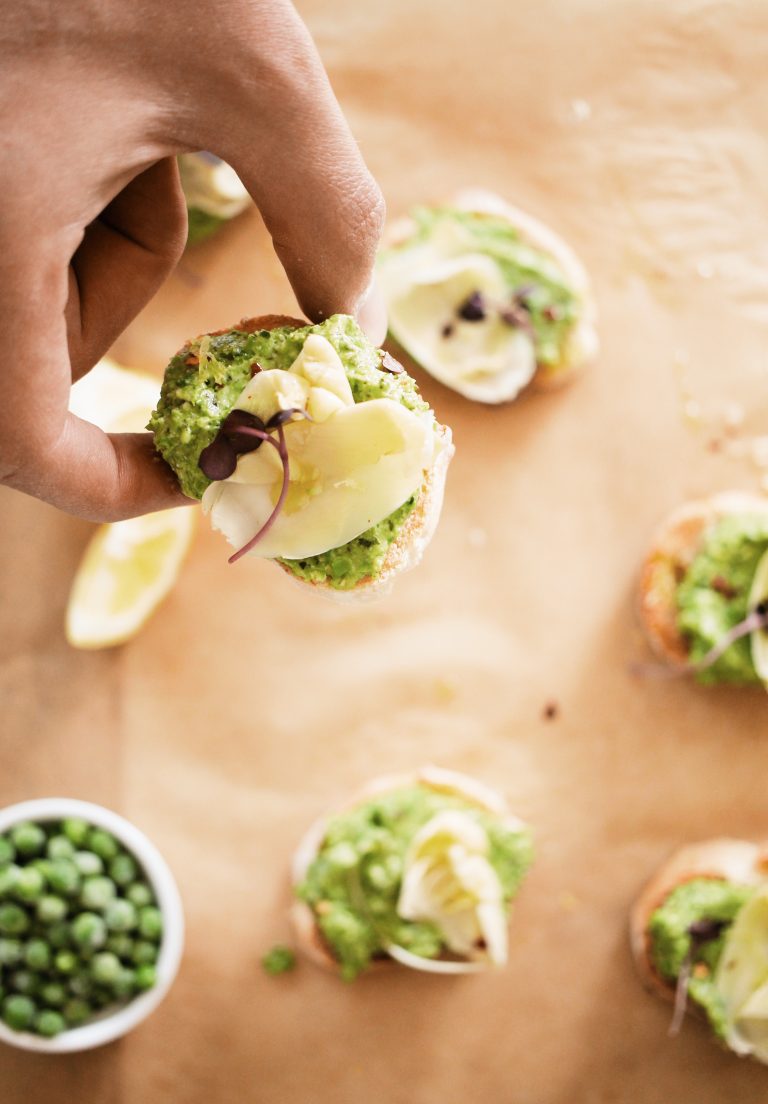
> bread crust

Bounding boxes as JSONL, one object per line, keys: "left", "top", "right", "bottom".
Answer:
{"left": 637, "top": 491, "right": 768, "bottom": 666}
{"left": 197, "top": 314, "right": 453, "bottom": 599}
{"left": 383, "top": 188, "right": 599, "bottom": 396}
{"left": 290, "top": 766, "right": 524, "bottom": 976}
{"left": 629, "top": 838, "right": 768, "bottom": 1005}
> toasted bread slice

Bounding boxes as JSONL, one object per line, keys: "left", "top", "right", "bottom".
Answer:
{"left": 290, "top": 766, "right": 524, "bottom": 976}
{"left": 383, "top": 188, "right": 598, "bottom": 394}
{"left": 629, "top": 838, "right": 768, "bottom": 1004}
{"left": 637, "top": 492, "right": 768, "bottom": 666}
{"left": 190, "top": 315, "right": 453, "bottom": 598}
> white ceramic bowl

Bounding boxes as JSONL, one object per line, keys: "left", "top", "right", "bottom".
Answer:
{"left": 0, "top": 798, "right": 184, "bottom": 1053}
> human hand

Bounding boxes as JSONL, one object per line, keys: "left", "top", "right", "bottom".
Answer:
{"left": 0, "top": 0, "right": 385, "bottom": 521}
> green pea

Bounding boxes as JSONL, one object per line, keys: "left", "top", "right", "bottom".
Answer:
{"left": 47, "top": 859, "right": 81, "bottom": 897}
{"left": 73, "top": 851, "right": 103, "bottom": 877}
{"left": 108, "top": 853, "right": 138, "bottom": 887}
{"left": 70, "top": 912, "right": 107, "bottom": 950}
{"left": 134, "top": 963, "right": 156, "bottom": 991}
{"left": 131, "top": 940, "right": 158, "bottom": 966}
{"left": 91, "top": 986, "right": 114, "bottom": 1009}
{"left": 9, "top": 970, "right": 40, "bottom": 996}
{"left": 261, "top": 946, "right": 296, "bottom": 976}
{"left": 24, "top": 939, "right": 51, "bottom": 971}
{"left": 111, "top": 967, "right": 136, "bottom": 998}
{"left": 14, "top": 866, "right": 46, "bottom": 903}
{"left": 2, "top": 994, "right": 36, "bottom": 1031}
{"left": 37, "top": 895, "right": 68, "bottom": 925}
{"left": 0, "top": 837, "right": 16, "bottom": 865}
{"left": 46, "top": 835, "right": 75, "bottom": 861}
{"left": 80, "top": 876, "right": 117, "bottom": 911}
{"left": 54, "top": 949, "right": 77, "bottom": 975}
{"left": 39, "top": 982, "right": 66, "bottom": 1007}
{"left": 90, "top": 952, "right": 121, "bottom": 985}
{"left": 138, "top": 906, "right": 163, "bottom": 941}
{"left": 62, "top": 997, "right": 91, "bottom": 1026}
{"left": 0, "top": 864, "right": 21, "bottom": 898}
{"left": 0, "top": 904, "right": 30, "bottom": 936}
{"left": 47, "top": 921, "right": 71, "bottom": 949}
{"left": 104, "top": 899, "right": 137, "bottom": 933}
{"left": 87, "top": 830, "right": 119, "bottom": 862}
{"left": 35, "top": 1009, "right": 66, "bottom": 1037}
{"left": 10, "top": 822, "right": 45, "bottom": 857}
{"left": 126, "top": 882, "right": 154, "bottom": 909}
{"left": 68, "top": 973, "right": 94, "bottom": 999}
{"left": 62, "top": 819, "right": 90, "bottom": 847}
{"left": 0, "top": 937, "right": 22, "bottom": 966}
{"left": 105, "top": 933, "right": 134, "bottom": 959}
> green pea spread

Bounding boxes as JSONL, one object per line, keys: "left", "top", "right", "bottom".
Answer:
{"left": 384, "top": 206, "right": 582, "bottom": 371}
{"left": 296, "top": 784, "right": 533, "bottom": 980}
{"left": 675, "top": 514, "right": 768, "bottom": 684}
{"left": 649, "top": 878, "right": 754, "bottom": 1039}
{"left": 149, "top": 315, "right": 429, "bottom": 589}
{"left": 186, "top": 207, "right": 225, "bottom": 246}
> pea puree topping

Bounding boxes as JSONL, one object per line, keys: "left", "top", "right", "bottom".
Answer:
{"left": 675, "top": 514, "right": 768, "bottom": 684}
{"left": 297, "top": 784, "right": 533, "bottom": 980}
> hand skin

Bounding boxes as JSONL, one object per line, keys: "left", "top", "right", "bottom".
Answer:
{"left": 0, "top": 0, "right": 385, "bottom": 521}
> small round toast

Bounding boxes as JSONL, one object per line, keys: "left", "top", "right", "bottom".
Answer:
{"left": 629, "top": 838, "right": 768, "bottom": 1003}
{"left": 290, "top": 766, "right": 524, "bottom": 976}
{"left": 637, "top": 491, "right": 768, "bottom": 666}
{"left": 188, "top": 314, "right": 453, "bottom": 599}
{"left": 383, "top": 188, "right": 599, "bottom": 394}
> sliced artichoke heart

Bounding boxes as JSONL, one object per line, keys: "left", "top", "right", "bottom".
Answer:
{"left": 749, "top": 548, "right": 768, "bottom": 687}
{"left": 396, "top": 810, "right": 507, "bottom": 965}
{"left": 201, "top": 335, "right": 439, "bottom": 560}
{"left": 380, "top": 221, "right": 536, "bottom": 404}
{"left": 715, "top": 885, "right": 768, "bottom": 1060}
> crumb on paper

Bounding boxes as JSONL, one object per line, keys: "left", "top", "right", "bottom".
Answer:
{"left": 542, "top": 701, "right": 560, "bottom": 721}
{"left": 570, "top": 98, "right": 591, "bottom": 122}
{"left": 696, "top": 259, "right": 715, "bottom": 280}
{"left": 683, "top": 398, "right": 702, "bottom": 425}
{"left": 559, "top": 891, "right": 581, "bottom": 912}
{"left": 468, "top": 527, "right": 488, "bottom": 549}
{"left": 435, "top": 677, "right": 457, "bottom": 704}
{"left": 723, "top": 401, "right": 745, "bottom": 433}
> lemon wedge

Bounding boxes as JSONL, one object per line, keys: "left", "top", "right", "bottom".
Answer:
{"left": 749, "top": 549, "right": 768, "bottom": 686}
{"left": 65, "top": 508, "right": 195, "bottom": 649}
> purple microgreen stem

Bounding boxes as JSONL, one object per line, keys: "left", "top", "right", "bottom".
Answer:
{"left": 228, "top": 423, "right": 290, "bottom": 565}
{"left": 633, "top": 602, "right": 768, "bottom": 680}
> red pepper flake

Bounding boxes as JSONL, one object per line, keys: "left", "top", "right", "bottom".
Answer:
{"left": 379, "top": 351, "right": 404, "bottom": 375}
{"left": 441, "top": 322, "right": 455, "bottom": 339}
{"left": 542, "top": 701, "right": 560, "bottom": 721}
{"left": 706, "top": 437, "right": 723, "bottom": 454}
{"left": 711, "top": 575, "right": 738, "bottom": 600}
{"left": 250, "top": 361, "right": 263, "bottom": 376}
{"left": 185, "top": 354, "right": 199, "bottom": 367}
{"left": 543, "top": 305, "right": 563, "bottom": 322}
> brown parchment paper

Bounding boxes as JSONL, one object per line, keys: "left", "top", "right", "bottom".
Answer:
{"left": 3, "top": 1, "right": 768, "bottom": 1101}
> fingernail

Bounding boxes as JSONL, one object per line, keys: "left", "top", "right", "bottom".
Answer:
{"left": 356, "top": 274, "right": 388, "bottom": 346}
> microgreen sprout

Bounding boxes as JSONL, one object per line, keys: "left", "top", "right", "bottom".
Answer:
{"left": 198, "top": 407, "right": 311, "bottom": 564}
{"left": 635, "top": 601, "right": 768, "bottom": 680}
{"left": 668, "top": 918, "right": 727, "bottom": 1037}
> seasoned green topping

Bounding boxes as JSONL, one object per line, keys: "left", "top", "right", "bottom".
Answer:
{"left": 648, "top": 878, "right": 754, "bottom": 1039}
{"left": 676, "top": 514, "right": 768, "bottom": 684}
{"left": 261, "top": 946, "right": 297, "bottom": 976}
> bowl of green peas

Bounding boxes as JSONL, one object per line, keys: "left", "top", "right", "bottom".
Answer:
{"left": 0, "top": 798, "right": 184, "bottom": 1052}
